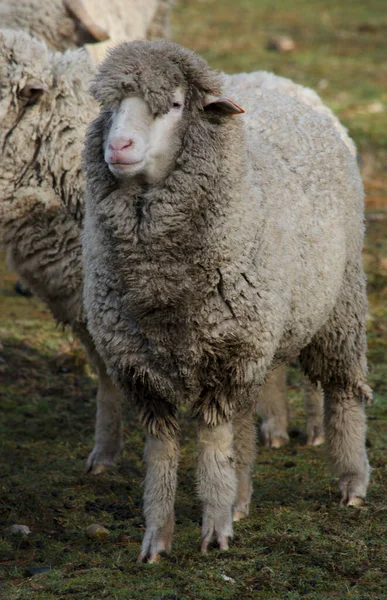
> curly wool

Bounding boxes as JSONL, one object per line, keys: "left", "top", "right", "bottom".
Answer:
{"left": 83, "top": 41, "right": 369, "bottom": 434}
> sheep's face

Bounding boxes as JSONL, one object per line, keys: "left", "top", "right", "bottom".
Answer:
{"left": 104, "top": 87, "right": 186, "bottom": 184}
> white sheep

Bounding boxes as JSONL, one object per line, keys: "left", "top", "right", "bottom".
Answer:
{"left": 0, "top": 0, "right": 173, "bottom": 62}
{"left": 0, "top": 29, "right": 124, "bottom": 473}
{"left": 82, "top": 40, "right": 371, "bottom": 562}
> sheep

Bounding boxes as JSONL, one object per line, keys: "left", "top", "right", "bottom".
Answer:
{"left": 0, "top": 28, "right": 125, "bottom": 474}
{"left": 82, "top": 39, "right": 371, "bottom": 562}
{"left": 0, "top": 0, "right": 174, "bottom": 62}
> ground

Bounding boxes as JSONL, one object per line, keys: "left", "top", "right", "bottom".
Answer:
{"left": 1, "top": 0, "right": 386, "bottom": 598}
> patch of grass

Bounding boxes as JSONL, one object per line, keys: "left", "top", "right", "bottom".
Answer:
{"left": 1, "top": 1, "right": 387, "bottom": 598}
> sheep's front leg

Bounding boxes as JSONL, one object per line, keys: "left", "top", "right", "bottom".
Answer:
{"left": 197, "top": 422, "right": 236, "bottom": 553}
{"left": 324, "top": 385, "right": 370, "bottom": 506}
{"left": 138, "top": 434, "right": 179, "bottom": 563}
{"left": 86, "top": 362, "right": 124, "bottom": 474}
{"left": 233, "top": 407, "right": 256, "bottom": 521}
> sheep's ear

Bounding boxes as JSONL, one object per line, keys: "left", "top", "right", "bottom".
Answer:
{"left": 202, "top": 93, "right": 245, "bottom": 115}
{"left": 19, "top": 80, "right": 49, "bottom": 103}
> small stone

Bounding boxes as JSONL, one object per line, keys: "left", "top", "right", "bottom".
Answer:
{"left": 86, "top": 524, "right": 110, "bottom": 541}
{"left": 317, "top": 79, "right": 329, "bottom": 91}
{"left": 9, "top": 525, "right": 31, "bottom": 536}
{"left": 266, "top": 36, "right": 296, "bottom": 52}
{"left": 220, "top": 573, "right": 235, "bottom": 583}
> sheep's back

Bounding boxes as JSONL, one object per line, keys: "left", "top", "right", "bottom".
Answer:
{"left": 220, "top": 86, "right": 364, "bottom": 355}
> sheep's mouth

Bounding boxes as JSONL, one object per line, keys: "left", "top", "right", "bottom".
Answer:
{"left": 109, "top": 160, "right": 143, "bottom": 167}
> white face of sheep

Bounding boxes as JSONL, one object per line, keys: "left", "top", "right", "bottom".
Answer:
{"left": 104, "top": 88, "right": 186, "bottom": 184}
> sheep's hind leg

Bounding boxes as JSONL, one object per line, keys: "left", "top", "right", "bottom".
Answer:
{"left": 197, "top": 422, "right": 237, "bottom": 552}
{"left": 86, "top": 361, "right": 124, "bottom": 474}
{"left": 233, "top": 406, "right": 256, "bottom": 522}
{"left": 323, "top": 384, "right": 370, "bottom": 506}
{"left": 258, "top": 366, "right": 289, "bottom": 448}
{"left": 303, "top": 375, "right": 325, "bottom": 446}
{"left": 138, "top": 433, "right": 179, "bottom": 563}
{"left": 300, "top": 261, "right": 371, "bottom": 505}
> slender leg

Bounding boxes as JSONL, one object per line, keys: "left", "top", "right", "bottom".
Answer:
{"left": 138, "top": 433, "right": 179, "bottom": 563}
{"left": 197, "top": 422, "right": 237, "bottom": 552}
{"left": 86, "top": 361, "right": 124, "bottom": 474}
{"left": 324, "top": 384, "right": 370, "bottom": 506}
{"left": 303, "top": 376, "right": 325, "bottom": 446}
{"left": 233, "top": 407, "right": 256, "bottom": 521}
{"left": 258, "top": 365, "right": 289, "bottom": 448}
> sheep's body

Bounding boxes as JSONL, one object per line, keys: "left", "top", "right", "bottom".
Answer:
{"left": 0, "top": 0, "right": 173, "bottom": 62}
{"left": 82, "top": 40, "right": 370, "bottom": 560}
{"left": 225, "top": 71, "right": 356, "bottom": 157}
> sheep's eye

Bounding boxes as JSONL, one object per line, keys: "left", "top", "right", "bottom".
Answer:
{"left": 172, "top": 101, "right": 182, "bottom": 109}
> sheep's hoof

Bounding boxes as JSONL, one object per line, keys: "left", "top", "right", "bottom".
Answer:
{"left": 201, "top": 513, "right": 233, "bottom": 553}
{"left": 340, "top": 496, "right": 364, "bottom": 508}
{"left": 270, "top": 436, "right": 289, "bottom": 449}
{"left": 201, "top": 535, "right": 230, "bottom": 553}
{"left": 87, "top": 463, "right": 110, "bottom": 475}
{"left": 85, "top": 443, "right": 122, "bottom": 475}
{"left": 232, "top": 509, "right": 248, "bottom": 522}
{"left": 137, "top": 551, "right": 162, "bottom": 564}
{"left": 306, "top": 434, "right": 325, "bottom": 447}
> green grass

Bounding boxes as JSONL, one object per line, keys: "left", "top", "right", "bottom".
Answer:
{"left": 1, "top": 1, "right": 387, "bottom": 598}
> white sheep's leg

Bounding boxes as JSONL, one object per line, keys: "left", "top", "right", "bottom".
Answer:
{"left": 86, "top": 364, "right": 124, "bottom": 474}
{"left": 258, "top": 366, "right": 289, "bottom": 448}
{"left": 323, "top": 384, "right": 370, "bottom": 506}
{"left": 232, "top": 407, "right": 256, "bottom": 522}
{"left": 303, "top": 375, "right": 325, "bottom": 446}
{"left": 197, "top": 422, "right": 237, "bottom": 553}
{"left": 138, "top": 434, "right": 179, "bottom": 564}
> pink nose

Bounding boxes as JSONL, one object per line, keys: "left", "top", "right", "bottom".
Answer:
{"left": 107, "top": 137, "right": 136, "bottom": 164}
{"left": 108, "top": 137, "right": 134, "bottom": 152}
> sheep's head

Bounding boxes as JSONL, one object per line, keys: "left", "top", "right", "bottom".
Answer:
{"left": 0, "top": 30, "right": 53, "bottom": 134}
{"left": 0, "top": 29, "right": 96, "bottom": 213}
{"left": 90, "top": 40, "right": 244, "bottom": 184}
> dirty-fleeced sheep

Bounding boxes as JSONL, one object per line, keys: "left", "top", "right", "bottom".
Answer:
{"left": 82, "top": 40, "right": 371, "bottom": 562}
